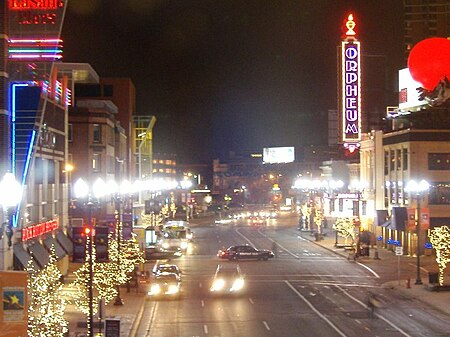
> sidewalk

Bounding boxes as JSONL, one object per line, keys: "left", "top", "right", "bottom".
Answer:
{"left": 63, "top": 267, "right": 149, "bottom": 337}
{"left": 300, "top": 227, "right": 450, "bottom": 317}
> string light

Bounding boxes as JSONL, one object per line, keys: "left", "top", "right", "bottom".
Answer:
{"left": 333, "top": 217, "right": 357, "bottom": 244}
{"left": 429, "top": 225, "right": 450, "bottom": 286}
{"left": 28, "top": 245, "right": 68, "bottom": 337}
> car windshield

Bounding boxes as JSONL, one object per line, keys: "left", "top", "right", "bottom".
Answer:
{"left": 156, "top": 274, "right": 178, "bottom": 283}
{"left": 158, "top": 265, "right": 178, "bottom": 273}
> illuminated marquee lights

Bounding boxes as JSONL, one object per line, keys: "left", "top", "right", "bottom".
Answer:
{"left": 9, "top": 0, "right": 64, "bottom": 10}
{"left": 341, "top": 14, "right": 361, "bottom": 150}
{"left": 9, "top": 38, "right": 63, "bottom": 61}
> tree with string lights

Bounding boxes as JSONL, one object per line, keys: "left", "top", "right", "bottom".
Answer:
{"left": 429, "top": 225, "right": 450, "bottom": 286}
{"left": 314, "top": 209, "right": 324, "bottom": 234}
{"left": 333, "top": 217, "right": 357, "bottom": 244}
{"left": 70, "top": 232, "right": 144, "bottom": 314}
{"left": 28, "top": 246, "right": 68, "bottom": 337}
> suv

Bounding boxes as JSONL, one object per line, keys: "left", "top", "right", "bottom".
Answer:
{"left": 217, "top": 245, "right": 274, "bottom": 261}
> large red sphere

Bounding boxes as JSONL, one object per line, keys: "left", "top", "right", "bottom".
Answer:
{"left": 407, "top": 37, "right": 450, "bottom": 90}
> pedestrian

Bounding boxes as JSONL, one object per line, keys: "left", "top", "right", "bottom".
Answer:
{"left": 272, "top": 241, "right": 278, "bottom": 258}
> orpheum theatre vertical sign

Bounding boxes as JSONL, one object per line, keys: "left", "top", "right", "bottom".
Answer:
{"left": 341, "top": 14, "right": 361, "bottom": 150}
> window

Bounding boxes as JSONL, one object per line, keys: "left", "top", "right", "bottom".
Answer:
{"left": 429, "top": 182, "right": 450, "bottom": 205}
{"left": 92, "top": 153, "right": 101, "bottom": 172}
{"left": 384, "top": 151, "right": 389, "bottom": 175}
{"left": 68, "top": 124, "right": 73, "bottom": 142}
{"left": 428, "top": 153, "right": 450, "bottom": 170}
{"left": 390, "top": 150, "right": 395, "bottom": 171}
{"left": 402, "top": 149, "right": 408, "bottom": 171}
{"left": 396, "top": 150, "right": 401, "bottom": 171}
{"left": 93, "top": 124, "right": 101, "bottom": 143}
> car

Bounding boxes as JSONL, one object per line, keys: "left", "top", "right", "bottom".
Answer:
{"left": 147, "top": 272, "right": 181, "bottom": 298}
{"left": 210, "top": 264, "right": 245, "bottom": 294}
{"left": 217, "top": 245, "right": 274, "bottom": 261}
{"left": 152, "top": 263, "right": 181, "bottom": 278}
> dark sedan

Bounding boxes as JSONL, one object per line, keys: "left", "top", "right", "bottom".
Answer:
{"left": 217, "top": 245, "right": 274, "bottom": 261}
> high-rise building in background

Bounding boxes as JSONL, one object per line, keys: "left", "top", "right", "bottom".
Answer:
{"left": 403, "top": 0, "right": 450, "bottom": 61}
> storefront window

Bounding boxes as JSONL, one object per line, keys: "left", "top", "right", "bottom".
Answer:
{"left": 429, "top": 182, "right": 450, "bottom": 205}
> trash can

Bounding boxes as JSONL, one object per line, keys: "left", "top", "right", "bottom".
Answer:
{"left": 429, "top": 272, "right": 439, "bottom": 284}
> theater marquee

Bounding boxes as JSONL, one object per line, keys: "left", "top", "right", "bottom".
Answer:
{"left": 341, "top": 14, "right": 361, "bottom": 151}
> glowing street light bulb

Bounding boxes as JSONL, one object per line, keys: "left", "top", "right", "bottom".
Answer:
{"left": 73, "top": 178, "right": 89, "bottom": 198}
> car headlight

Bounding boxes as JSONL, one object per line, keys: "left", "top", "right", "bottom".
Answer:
{"left": 180, "top": 241, "right": 188, "bottom": 250}
{"left": 149, "top": 284, "right": 161, "bottom": 295}
{"left": 162, "top": 242, "right": 170, "bottom": 249}
{"left": 210, "top": 279, "right": 225, "bottom": 292}
{"left": 231, "top": 278, "right": 245, "bottom": 292}
{"left": 167, "top": 284, "right": 179, "bottom": 294}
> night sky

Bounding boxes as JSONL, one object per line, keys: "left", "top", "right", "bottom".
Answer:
{"left": 61, "top": 0, "right": 404, "bottom": 164}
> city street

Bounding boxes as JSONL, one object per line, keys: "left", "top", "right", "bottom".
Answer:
{"left": 130, "top": 216, "right": 450, "bottom": 337}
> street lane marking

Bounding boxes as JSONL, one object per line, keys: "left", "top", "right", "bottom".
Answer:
{"left": 285, "top": 281, "right": 347, "bottom": 337}
{"left": 262, "top": 321, "right": 270, "bottom": 331}
{"left": 201, "top": 300, "right": 205, "bottom": 307}
{"left": 336, "top": 285, "right": 413, "bottom": 337}
{"left": 203, "top": 324, "right": 208, "bottom": 334}
{"left": 249, "top": 297, "right": 254, "bottom": 304}
{"left": 356, "top": 261, "right": 380, "bottom": 278}
{"left": 256, "top": 228, "right": 300, "bottom": 258}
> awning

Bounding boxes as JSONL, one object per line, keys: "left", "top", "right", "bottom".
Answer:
{"left": 13, "top": 243, "right": 39, "bottom": 270}
{"left": 43, "top": 235, "right": 66, "bottom": 260}
{"left": 56, "top": 230, "right": 73, "bottom": 255}
{"left": 27, "top": 241, "right": 50, "bottom": 268}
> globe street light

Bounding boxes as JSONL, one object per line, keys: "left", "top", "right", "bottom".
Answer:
{"left": 405, "top": 179, "right": 430, "bottom": 285}
{"left": 0, "top": 172, "right": 22, "bottom": 249}
{"left": 73, "top": 177, "right": 107, "bottom": 337}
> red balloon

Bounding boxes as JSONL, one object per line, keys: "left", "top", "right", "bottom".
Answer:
{"left": 407, "top": 37, "right": 450, "bottom": 90}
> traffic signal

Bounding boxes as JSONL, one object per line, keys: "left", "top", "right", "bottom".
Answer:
{"left": 72, "top": 227, "right": 87, "bottom": 263}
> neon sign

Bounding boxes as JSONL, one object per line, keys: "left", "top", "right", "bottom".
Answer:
{"left": 9, "top": 0, "right": 64, "bottom": 10}
{"left": 9, "top": 0, "right": 65, "bottom": 25}
{"left": 341, "top": 14, "right": 361, "bottom": 148}
{"left": 22, "top": 218, "right": 59, "bottom": 241}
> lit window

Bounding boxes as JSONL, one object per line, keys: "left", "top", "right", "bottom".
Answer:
{"left": 92, "top": 153, "right": 101, "bottom": 172}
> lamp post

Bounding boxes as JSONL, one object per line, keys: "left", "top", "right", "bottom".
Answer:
{"left": 405, "top": 179, "right": 430, "bottom": 285}
{"left": 73, "top": 177, "right": 107, "bottom": 337}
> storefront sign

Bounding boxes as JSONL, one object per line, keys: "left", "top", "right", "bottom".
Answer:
{"left": 22, "top": 218, "right": 59, "bottom": 241}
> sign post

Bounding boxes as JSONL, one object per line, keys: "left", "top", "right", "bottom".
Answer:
{"left": 395, "top": 246, "right": 403, "bottom": 285}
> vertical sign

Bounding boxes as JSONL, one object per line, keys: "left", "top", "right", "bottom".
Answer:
{"left": 420, "top": 208, "right": 430, "bottom": 230}
{"left": 341, "top": 14, "right": 361, "bottom": 148}
{"left": 407, "top": 208, "right": 416, "bottom": 231}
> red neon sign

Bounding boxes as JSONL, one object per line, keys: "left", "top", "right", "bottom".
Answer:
{"left": 22, "top": 218, "right": 59, "bottom": 241}
{"left": 9, "top": 0, "right": 64, "bottom": 10}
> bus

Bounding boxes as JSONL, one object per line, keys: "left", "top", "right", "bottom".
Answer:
{"left": 159, "top": 221, "right": 193, "bottom": 251}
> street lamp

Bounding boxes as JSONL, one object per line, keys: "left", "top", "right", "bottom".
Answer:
{"left": 0, "top": 172, "right": 22, "bottom": 249}
{"left": 73, "top": 177, "right": 107, "bottom": 337}
{"left": 405, "top": 179, "right": 430, "bottom": 285}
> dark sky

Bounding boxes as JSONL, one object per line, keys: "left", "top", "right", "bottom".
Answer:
{"left": 61, "top": 0, "right": 404, "bottom": 164}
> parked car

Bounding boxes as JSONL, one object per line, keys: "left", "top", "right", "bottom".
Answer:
{"left": 217, "top": 245, "right": 274, "bottom": 261}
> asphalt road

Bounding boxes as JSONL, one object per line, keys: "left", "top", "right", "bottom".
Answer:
{"left": 135, "top": 217, "right": 450, "bottom": 337}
